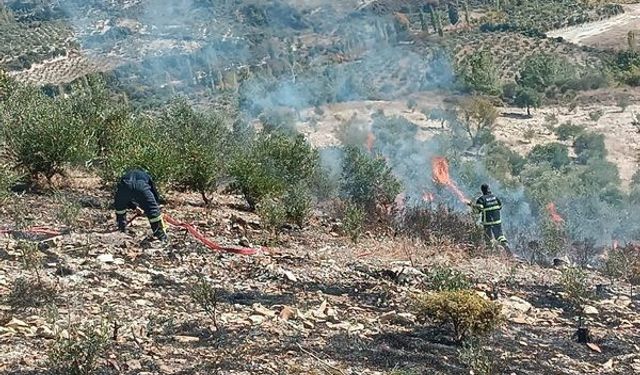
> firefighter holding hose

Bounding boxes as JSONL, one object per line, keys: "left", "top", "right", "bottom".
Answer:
{"left": 468, "top": 184, "right": 510, "bottom": 252}
{"left": 114, "top": 169, "right": 168, "bottom": 241}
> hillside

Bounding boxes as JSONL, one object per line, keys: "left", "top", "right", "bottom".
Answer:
{"left": 1, "top": 1, "right": 640, "bottom": 374}
{"left": 1, "top": 178, "right": 639, "bottom": 374}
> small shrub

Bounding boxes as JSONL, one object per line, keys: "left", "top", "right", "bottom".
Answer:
{"left": 527, "top": 143, "right": 570, "bottom": 169}
{"left": 425, "top": 265, "right": 472, "bottom": 292}
{"left": 257, "top": 196, "right": 287, "bottom": 235}
{"left": 573, "top": 132, "right": 607, "bottom": 163}
{"left": 398, "top": 205, "right": 484, "bottom": 248}
{"left": 539, "top": 219, "right": 568, "bottom": 263}
{"left": 54, "top": 192, "right": 82, "bottom": 228}
{"left": 458, "top": 339, "right": 496, "bottom": 375}
{"left": 458, "top": 96, "right": 499, "bottom": 147}
{"left": 190, "top": 275, "right": 220, "bottom": 330}
{"left": 560, "top": 267, "right": 592, "bottom": 313}
{"left": 588, "top": 109, "right": 604, "bottom": 122}
{"left": 158, "top": 98, "right": 231, "bottom": 204}
{"left": 0, "top": 163, "right": 17, "bottom": 203}
{"left": 343, "top": 203, "right": 365, "bottom": 243}
{"left": 456, "top": 50, "right": 501, "bottom": 96}
{"left": 5, "top": 277, "right": 57, "bottom": 311}
{"left": 1, "top": 86, "right": 95, "bottom": 182}
{"left": 229, "top": 132, "right": 319, "bottom": 209}
{"left": 603, "top": 245, "right": 640, "bottom": 295}
{"left": 544, "top": 113, "right": 559, "bottom": 127}
{"left": 554, "top": 122, "right": 584, "bottom": 141}
{"left": 47, "top": 320, "right": 110, "bottom": 375}
{"left": 414, "top": 290, "right": 503, "bottom": 343}
{"left": 283, "top": 184, "right": 313, "bottom": 227}
{"left": 259, "top": 108, "right": 298, "bottom": 136}
{"left": 340, "top": 145, "right": 402, "bottom": 215}
{"left": 616, "top": 94, "right": 631, "bottom": 112}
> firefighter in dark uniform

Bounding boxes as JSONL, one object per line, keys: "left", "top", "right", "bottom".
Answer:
{"left": 469, "top": 184, "right": 509, "bottom": 250}
{"left": 114, "top": 169, "right": 168, "bottom": 241}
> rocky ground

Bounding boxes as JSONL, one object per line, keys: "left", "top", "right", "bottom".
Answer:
{"left": 1, "top": 176, "right": 639, "bottom": 374}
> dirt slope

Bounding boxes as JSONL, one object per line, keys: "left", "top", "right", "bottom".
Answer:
{"left": 1, "top": 179, "right": 639, "bottom": 374}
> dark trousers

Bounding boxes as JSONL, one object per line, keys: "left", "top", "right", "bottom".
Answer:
{"left": 484, "top": 224, "right": 507, "bottom": 244}
{"left": 114, "top": 180, "right": 165, "bottom": 238}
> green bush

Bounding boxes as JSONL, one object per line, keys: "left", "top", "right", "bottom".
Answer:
{"left": 256, "top": 195, "right": 287, "bottom": 235}
{"left": 157, "top": 98, "right": 230, "bottom": 204}
{"left": 283, "top": 183, "right": 313, "bottom": 227}
{"left": 484, "top": 142, "right": 526, "bottom": 180}
{"left": 229, "top": 132, "right": 319, "bottom": 209}
{"left": 573, "top": 132, "right": 606, "bottom": 164}
{"left": 560, "top": 267, "right": 592, "bottom": 313}
{"left": 0, "top": 86, "right": 95, "bottom": 182}
{"left": 518, "top": 54, "right": 577, "bottom": 94}
{"left": 425, "top": 265, "right": 472, "bottom": 292}
{"left": 340, "top": 145, "right": 402, "bottom": 215}
{"left": 414, "top": 290, "right": 503, "bottom": 343}
{"left": 398, "top": 205, "right": 484, "bottom": 247}
{"left": 99, "top": 115, "right": 175, "bottom": 187}
{"left": 527, "top": 143, "right": 570, "bottom": 169}
{"left": 0, "top": 163, "right": 17, "bottom": 202}
{"left": 554, "top": 122, "right": 584, "bottom": 141}
{"left": 343, "top": 202, "right": 365, "bottom": 243}
{"left": 47, "top": 320, "right": 110, "bottom": 375}
{"left": 514, "top": 86, "right": 541, "bottom": 116}
{"left": 456, "top": 50, "right": 501, "bottom": 96}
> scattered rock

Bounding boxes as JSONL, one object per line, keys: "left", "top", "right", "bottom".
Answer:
{"left": 249, "top": 315, "right": 265, "bottom": 325}
{"left": 36, "top": 326, "right": 55, "bottom": 339}
{"left": 97, "top": 254, "right": 115, "bottom": 264}
{"left": 279, "top": 306, "right": 296, "bottom": 321}
{"left": 503, "top": 296, "right": 533, "bottom": 313}
{"left": 174, "top": 335, "right": 199, "bottom": 343}
{"left": 614, "top": 296, "right": 632, "bottom": 308}
{"left": 253, "top": 304, "right": 276, "bottom": 318}
{"left": 379, "top": 311, "right": 415, "bottom": 326}
{"left": 584, "top": 305, "right": 599, "bottom": 315}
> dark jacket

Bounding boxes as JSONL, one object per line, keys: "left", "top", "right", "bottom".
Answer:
{"left": 473, "top": 193, "right": 502, "bottom": 225}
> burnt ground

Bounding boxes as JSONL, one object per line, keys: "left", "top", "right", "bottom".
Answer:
{"left": 0, "top": 175, "right": 639, "bottom": 375}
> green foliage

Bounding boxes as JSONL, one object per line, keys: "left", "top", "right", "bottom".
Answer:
{"left": 588, "top": 109, "right": 604, "bottom": 122}
{"left": 457, "top": 51, "right": 501, "bottom": 96}
{"left": 340, "top": 146, "right": 402, "bottom": 214}
{"left": 47, "top": 320, "right": 110, "bottom": 375}
{"left": 527, "top": 143, "right": 570, "bottom": 170}
{"left": 560, "top": 267, "right": 592, "bottom": 312}
{"left": 99, "top": 115, "right": 174, "bottom": 186}
{"left": 0, "top": 162, "right": 17, "bottom": 202}
{"left": 602, "top": 247, "right": 640, "bottom": 289}
{"left": 514, "top": 86, "right": 541, "bottom": 116}
{"left": 573, "top": 132, "right": 607, "bottom": 164}
{"left": 554, "top": 122, "right": 584, "bottom": 141}
{"left": 343, "top": 202, "right": 365, "bottom": 243}
{"left": 517, "top": 54, "right": 576, "bottom": 94}
{"left": 425, "top": 265, "right": 472, "bottom": 292}
{"left": 484, "top": 142, "right": 526, "bottom": 181}
{"left": 259, "top": 108, "right": 298, "bottom": 136}
{"left": 0, "top": 86, "right": 95, "bottom": 182}
{"left": 257, "top": 196, "right": 287, "bottom": 235}
{"left": 229, "top": 132, "right": 319, "bottom": 209}
{"left": 157, "top": 98, "right": 230, "bottom": 203}
{"left": 414, "top": 290, "right": 503, "bottom": 343}
{"left": 540, "top": 219, "right": 568, "bottom": 262}
{"left": 54, "top": 191, "right": 82, "bottom": 228}
{"left": 458, "top": 339, "right": 496, "bottom": 375}
{"left": 459, "top": 96, "right": 499, "bottom": 147}
{"left": 190, "top": 275, "right": 220, "bottom": 329}
{"left": 283, "top": 183, "right": 313, "bottom": 227}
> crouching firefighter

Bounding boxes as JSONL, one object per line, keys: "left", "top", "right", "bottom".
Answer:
{"left": 114, "top": 169, "right": 168, "bottom": 241}
{"left": 468, "top": 184, "right": 510, "bottom": 252}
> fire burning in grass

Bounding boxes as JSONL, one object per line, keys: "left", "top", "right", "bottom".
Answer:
{"left": 546, "top": 202, "right": 564, "bottom": 224}
{"left": 431, "top": 156, "right": 467, "bottom": 203}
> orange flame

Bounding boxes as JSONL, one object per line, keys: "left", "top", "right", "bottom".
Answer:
{"left": 365, "top": 132, "right": 375, "bottom": 153}
{"left": 431, "top": 156, "right": 467, "bottom": 203}
{"left": 422, "top": 191, "right": 435, "bottom": 203}
{"left": 546, "top": 203, "right": 564, "bottom": 224}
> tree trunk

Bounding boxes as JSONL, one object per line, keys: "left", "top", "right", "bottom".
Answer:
{"left": 527, "top": 105, "right": 531, "bottom": 117}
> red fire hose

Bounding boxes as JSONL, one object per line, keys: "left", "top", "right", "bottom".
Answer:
{"left": 162, "top": 213, "right": 259, "bottom": 256}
